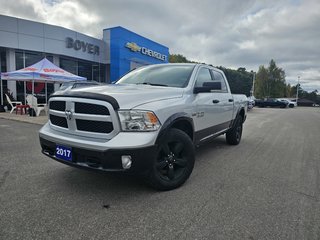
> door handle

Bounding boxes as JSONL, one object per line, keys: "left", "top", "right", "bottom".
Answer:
{"left": 212, "top": 99, "right": 220, "bottom": 104}
{"left": 229, "top": 99, "right": 234, "bottom": 102}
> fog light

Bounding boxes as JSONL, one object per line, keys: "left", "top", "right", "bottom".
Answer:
{"left": 121, "top": 155, "right": 132, "bottom": 169}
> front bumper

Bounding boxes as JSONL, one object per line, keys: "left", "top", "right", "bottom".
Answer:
{"left": 40, "top": 137, "right": 157, "bottom": 174}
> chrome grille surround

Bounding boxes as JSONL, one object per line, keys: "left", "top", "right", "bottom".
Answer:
{"left": 48, "top": 96, "right": 120, "bottom": 140}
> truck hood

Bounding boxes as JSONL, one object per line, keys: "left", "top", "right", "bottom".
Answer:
{"left": 70, "top": 84, "right": 184, "bottom": 109}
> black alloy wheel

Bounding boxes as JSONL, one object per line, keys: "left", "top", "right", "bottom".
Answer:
{"left": 157, "top": 139, "right": 187, "bottom": 181}
{"left": 147, "top": 128, "right": 195, "bottom": 191}
{"left": 235, "top": 122, "right": 243, "bottom": 143}
{"left": 226, "top": 115, "right": 243, "bottom": 145}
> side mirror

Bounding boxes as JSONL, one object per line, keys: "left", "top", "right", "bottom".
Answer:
{"left": 194, "top": 81, "right": 221, "bottom": 93}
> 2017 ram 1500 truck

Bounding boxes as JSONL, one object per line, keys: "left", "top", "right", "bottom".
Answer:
{"left": 39, "top": 63, "right": 247, "bottom": 190}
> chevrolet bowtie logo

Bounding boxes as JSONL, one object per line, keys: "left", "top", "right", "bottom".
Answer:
{"left": 125, "top": 42, "right": 141, "bottom": 52}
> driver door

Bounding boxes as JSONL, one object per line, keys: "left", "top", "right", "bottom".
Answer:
{"left": 192, "top": 67, "right": 221, "bottom": 138}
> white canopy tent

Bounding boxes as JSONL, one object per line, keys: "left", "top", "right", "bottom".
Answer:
{"left": 1, "top": 58, "right": 86, "bottom": 105}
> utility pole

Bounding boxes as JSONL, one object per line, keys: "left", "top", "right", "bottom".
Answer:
{"left": 251, "top": 72, "right": 255, "bottom": 97}
{"left": 296, "top": 76, "right": 300, "bottom": 105}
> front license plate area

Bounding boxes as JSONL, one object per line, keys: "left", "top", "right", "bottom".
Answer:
{"left": 56, "top": 145, "right": 72, "bottom": 161}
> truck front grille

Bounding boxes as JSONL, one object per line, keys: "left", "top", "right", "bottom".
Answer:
{"left": 76, "top": 119, "right": 113, "bottom": 133}
{"left": 50, "top": 101, "right": 66, "bottom": 111}
{"left": 75, "top": 102, "right": 110, "bottom": 115}
{"left": 50, "top": 114, "right": 68, "bottom": 128}
{"left": 48, "top": 97, "right": 120, "bottom": 140}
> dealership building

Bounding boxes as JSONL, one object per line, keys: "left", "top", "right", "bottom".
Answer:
{"left": 0, "top": 14, "right": 169, "bottom": 101}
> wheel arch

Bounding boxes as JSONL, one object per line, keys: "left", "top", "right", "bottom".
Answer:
{"left": 157, "top": 113, "right": 194, "bottom": 143}
{"left": 239, "top": 108, "right": 245, "bottom": 122}
{"left": 230, "top": 107, "right": 246, "bottom": 128}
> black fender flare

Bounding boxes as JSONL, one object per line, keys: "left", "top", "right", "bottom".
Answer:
{"left": 156, "top": 112, "right": 195, "bottom": 143}
{"left": 230, "top": 107, "right": 246, "bottom": 129}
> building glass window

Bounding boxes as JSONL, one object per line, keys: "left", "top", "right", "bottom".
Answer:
{"left": 45, "top": 55, "right": 53, "bottom": 62}
{"left": 60, "top": 57, "right": 107, "bottom": 83}
{"left": 92, "top": 64, "right": 107, "bottom": 83}
{"left": 78, "top": 60, "right": 92, "bottom": 80}
{"left": 60, "top": 58, "right": 77, "bottom": 75}
{"left": 25, "top": 51, "right": 43, "bottom": 66}
{"left": 15, "top": 51, "right": 24, "bottom": 70}
{"left": 1, "top": 48, "right": 8, "bottom": 105}
{"left": 15, "top": 51, "right": 25, "bottom": 102}
{"left": 92, "top": 64, "right": 100, "bottom": 82}
{"left": 15, "top": 51, "right": 53, "bottom": 70}
{"left": 0, "top": 49, "right": 6, "bottom": 72}
{"left": 103, "top": 64, "right": 108, "bottom": 83}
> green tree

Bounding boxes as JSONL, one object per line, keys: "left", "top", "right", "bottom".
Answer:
{"left": 169, "top": 53, "right": 260, "bottom": 96}
{"left": 268, "top": 59, "right": 286, "bottom": 97}
{"left": 308, "top": 90, "right": 318, "bottom": 102}
{"left": 285, "top": 84, "right": 292, "bottom": 97}
{"left": 290, "top": 84, "right": 304, "bottom": 98}
{"left": 218, "top": 66, "right": 253, "bottom": 96}
{"left": 254, "top": 65, "right": 269, "bottom": 98}
{"left": 254, "top": 59, "right": 286, "bottom": 98}
{"left": 169, "top": 54, "right": 191, "bottom": 63}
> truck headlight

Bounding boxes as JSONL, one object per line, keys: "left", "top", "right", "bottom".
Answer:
{"left": 118, "top": 110, "right": 161, "bottom": 131}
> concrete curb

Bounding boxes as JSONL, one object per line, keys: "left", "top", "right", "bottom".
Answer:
{"left": 0, "top": 112, "right": 47, "bottom": 125}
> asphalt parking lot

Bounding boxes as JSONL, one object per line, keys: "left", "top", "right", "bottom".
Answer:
{"left": 0, "top": 107, "right": 320, "bottom": 240}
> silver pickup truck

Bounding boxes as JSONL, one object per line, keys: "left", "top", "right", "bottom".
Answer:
{"left": 39, "top": 63, "right": 247, "bottom": 190}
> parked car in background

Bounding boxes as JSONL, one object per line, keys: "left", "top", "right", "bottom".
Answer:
{"left": 247, "top": 96, "right": 255, "bottom": 110}
{"left": 255, "top": 98, "right": 288, "bottom": 108}
{"left": 278, "top": 99, "right": 297, "bottom": 108}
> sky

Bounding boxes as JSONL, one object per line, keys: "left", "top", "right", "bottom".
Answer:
{"left": 0, "top": 0, "right": 319, "bottom": 92}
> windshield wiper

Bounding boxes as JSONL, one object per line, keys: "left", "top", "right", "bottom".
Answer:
{"left": 137, "top": 82, "right": 168, "bottom": 87}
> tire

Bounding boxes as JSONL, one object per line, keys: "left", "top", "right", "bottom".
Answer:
{"left": 226, "top": 115, "right": 243, "bottom": 145}
{"left": 147, "top": 128, "right": 195, "bottom": 191}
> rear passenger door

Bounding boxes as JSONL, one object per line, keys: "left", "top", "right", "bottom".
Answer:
{"left": 210, "top": 69, "right": 234, "bottom": 127}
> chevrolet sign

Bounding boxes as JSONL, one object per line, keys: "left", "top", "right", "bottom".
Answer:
{"left": 125, "top": 42, "right": 167, "bottom": 61}
{"left": 125, "top": 42, "right": 141, "bottom": 52}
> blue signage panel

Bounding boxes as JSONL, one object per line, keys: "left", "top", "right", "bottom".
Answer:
{"left": 105, "top": 27, "right": 169, "bottom": 82}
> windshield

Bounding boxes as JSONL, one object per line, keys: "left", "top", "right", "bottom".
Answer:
{"left": 116, "top": 64, "right": 195, "bottom": 88}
